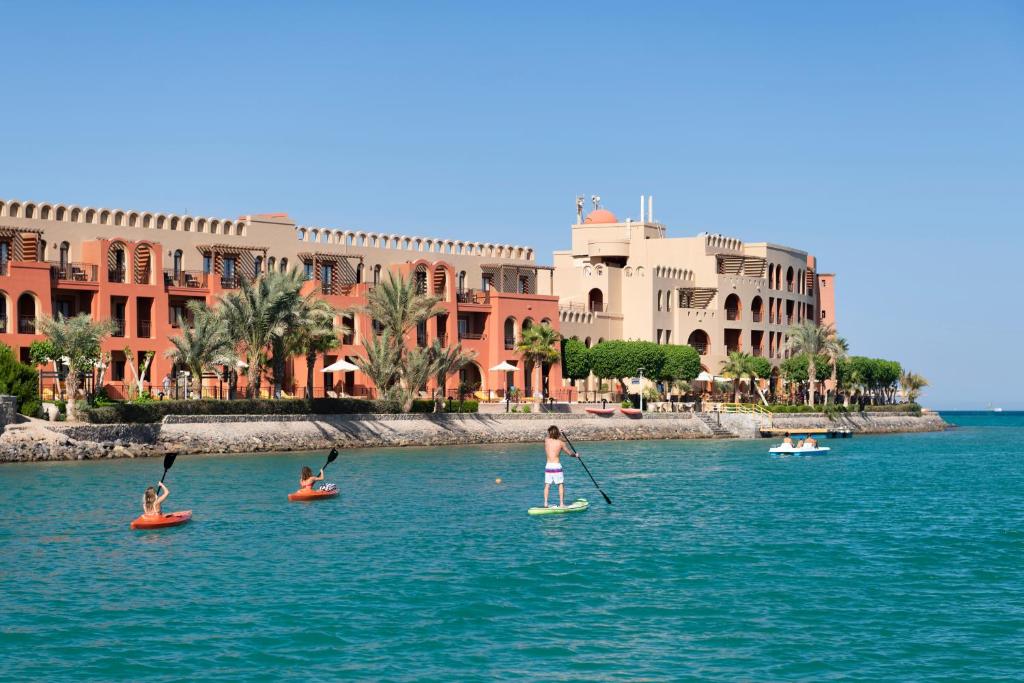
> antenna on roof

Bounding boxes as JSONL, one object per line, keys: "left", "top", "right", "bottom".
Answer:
{"left": 575, "top": 195, "right": 584, "bottom": 225}
{"left": 591, "top": 195, "right": 601, "bottom": 211}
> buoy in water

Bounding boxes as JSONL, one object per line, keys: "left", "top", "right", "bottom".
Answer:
{"left": 495, "top": 477, "right": 503, "bottom": 485}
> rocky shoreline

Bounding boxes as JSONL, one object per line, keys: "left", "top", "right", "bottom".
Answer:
{"left": 0, "top": 410, "right": 951, "bottom": 464}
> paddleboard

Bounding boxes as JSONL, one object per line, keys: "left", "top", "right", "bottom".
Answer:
{"left": 528, "top": 498, "right": 589, "bottom": 515}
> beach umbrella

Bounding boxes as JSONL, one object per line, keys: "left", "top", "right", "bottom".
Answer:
{"left": 697, "top": 371, "right": 713, "bottom": 381}
{"left": 489, "top": 361, "right": 518, "bottom": 372}
{"left": 322, "top": 359, "right": 359, "bottom": 373}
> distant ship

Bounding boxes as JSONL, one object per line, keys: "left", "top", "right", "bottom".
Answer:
{"left": 988, "top": 403, "right": 1004, "bottom": 413}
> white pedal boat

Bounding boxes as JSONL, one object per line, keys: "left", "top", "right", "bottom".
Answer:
{"left": 769, "top": 444, "right": 831, "bottom": 455}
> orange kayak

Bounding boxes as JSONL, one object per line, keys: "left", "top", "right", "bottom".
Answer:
{"left": 130, "top": 510, "right": 192, "bottom": 530}
{"left": 288, "top": 488, "right": 339, "bottom": 502}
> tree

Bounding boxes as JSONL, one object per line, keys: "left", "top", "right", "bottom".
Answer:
{"left": 284, "top": 296, "right": 342, "bottom": 399}
{"left": 590, "top": 340, "right": 666, "bottom": 394}
{"left": 429, "top": 340, "right": 476, "bottom": 412}
{"left": 824, "top": 333, "right": 849, "bottom": 405}
{"left": 218, "top": 271, "right": 300, "bottom": 398}
{"left": 746, "top": 355, "right": 773, "bottom": 405}
{"left": 353, "top": 331, "right": 402, "bottom": 400}
{"left": 0, "top": 344, "right": 40, "bottom": 416}
{"left": 165, "top": 301, "right": 236, "bottom": 398}
{"left": 29, "top": 339, "right": 62, "bottom": 400}
{"left": 363, "top": 271, "right": 443, "bottom": 343}
{"left": 719, "top": 351, "right": 751, "bottom": 403}
{"left": 262, "top": 269, "right": 309, "bottom": 398}
{"left": 36, "top": 314, "right": 115, "bottom": 421}
{"left": 517, "top": 323, "right": 561, "bottom": 399}
{"left": 899, "top": 371, "right": 928, "bottom": 404}
{"left": 660, "top": 345, "right": 701, "bottom": 383}
{"left": 785, "top": 322, "right": 833, "bottom": 405}
{"left": 780, "top": 353, "right": 831, "bottom": 404}
{"left": 561, "top": 338, "right": 591, "bottom": 384}
{"left": 124, "top": 348, "right": 154, "bottom": 399}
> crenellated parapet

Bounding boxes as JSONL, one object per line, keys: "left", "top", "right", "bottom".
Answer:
{"left": 0, "top": 198, "right": 247, "bottom": 237}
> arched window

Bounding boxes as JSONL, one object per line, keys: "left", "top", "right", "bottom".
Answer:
{"left": 657, "top": 290, "right": 663, "bottom": 311}
{"left": 725, "top": 293, "right": 741, "bottom": 321}
{"left": 588, "top": 288, "right": 603, "bottom": 313}
{"left": 687, "top": 329, "right": 710, "bottom": 355}
{"left": 786, "top": 266, "right": 794, "bottom": 292}
{"left": 59, "top": 241, "right": 70, "bottom": 268}
{"left": 280, "top": 257, "right": 288, "bottom": 273}
{"left": 355, "top": 262, "right": 364, "bottom": 284}
{"left": 173, "top": 250, "right": 183, "bottom": 277}
{"left": 254, "top": 255, "right": 263, "bottom": 277}
{"left": 373, "top": 264, "right": 381, "bottom": 285}
{"left": 267, "top": 256, "right": 276, "bottom": 272}
{"left": 458, "top": 271, "right": 466, "bottom": 292}
{"left": 38, "top": 240, "right": 46, "bottom": 262}
{"left": 504, "top": 317, "right": 516, "bottom": 349}
{"left": 751, "top": 296, "right": 763, "bottom": 322}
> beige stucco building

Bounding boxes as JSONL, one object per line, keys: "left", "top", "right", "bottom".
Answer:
{"left": 554, "top": 197, "right": 836, "bottom": 379}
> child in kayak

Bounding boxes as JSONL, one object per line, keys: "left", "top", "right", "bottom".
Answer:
{"left": 300, "top": 466, "right": 324, "bottom": 491}
{"left": 544, "top": 425, "right": 577, "bottom": 508}
{"left": 142, "top": 482, "right": 170, "bottom": 517}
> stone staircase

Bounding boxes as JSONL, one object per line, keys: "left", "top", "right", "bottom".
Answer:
{"left": 697, "top": 412, "right": 737, "bottom": 438}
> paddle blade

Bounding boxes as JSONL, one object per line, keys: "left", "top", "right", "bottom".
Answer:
{"left": 163, "top": 453, "right": 177, "bottom": 471}
{"left": 600, "top": 490, "right": 612, "bottom": 505}
{"left": 323, "top": 447, "right": 339, "bottom": 469}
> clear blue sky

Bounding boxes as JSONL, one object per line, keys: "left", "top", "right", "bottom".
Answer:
{"left": 1, "top": 1, "right": 1021, "bottom": 409}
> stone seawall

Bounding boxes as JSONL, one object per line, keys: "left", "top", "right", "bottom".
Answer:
{"left": 0, "top": 411, "right": 949, "bottom": 464}
{"left": 768, "top": 411, "right": 949, "bottom": 434}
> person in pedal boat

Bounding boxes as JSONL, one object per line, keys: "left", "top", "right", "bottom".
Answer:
{"left": 544, "top": 425, "right": 577, "bottom": 508}
{"left": 782, "top": 432, "right": 794, "bottom": 447}
{"left": 299, "top": 466, "right": 324, "bottom": 491}
{"left": 142, "top": 482, "right": 170, "bottom": 517}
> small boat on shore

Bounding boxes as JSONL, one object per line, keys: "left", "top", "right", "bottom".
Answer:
{"left": 585, "top": 407, "right": 616, "bottom": 416}
{"left": 620, "top": 407, "right": 642, "bottom": 418}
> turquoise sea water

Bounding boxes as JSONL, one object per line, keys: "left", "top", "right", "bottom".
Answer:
{"left": 2, "top": 412, "right": 1022, "bottom": 681}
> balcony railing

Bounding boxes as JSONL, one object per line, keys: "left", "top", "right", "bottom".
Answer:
{"left": 109, "top": 267, "right": 126, "bottom": 283}
{"left": 112, "top": 318, "right": 126, "bottom": 338}
{"left": 50, "top": 262, "right": 99, "bottom": 282}
{"left": 456, "top": 289, "right": 490, "bottom": 305}
{"left": 0, "top": 317, "right": 6, "bottom": 333}
{"left": 459, "top": 330, "right": 484, "bottom": 340}
{"left": 164, "top": 270, "right": 209, "bottom": 289}
{"left": 726, "top": 309, "right": 739, "bottom": 321}
{"left": 691, "top": 343, "right": 708, "bottom": 355}
{"left": 787, "top": 283, "right": 794, "bottom": 292}
{"left": 752, "top": 312, "right": 762, "bottom": 323}
{"left": 0, "top": 261, "right": 7, "bottom": 276}
{"left": 752, "top": 348, "right": 763, "bottom": 357}
{"left": 137, "top": 320, "right": 152, "bottom": 338}
{"left": 18, "top": 316, "right": 36, "bottom": 334}
{"left": 220, "top": 275, "right": 241, "bottom": 289}
{"left": 589, "top": 301, "right": 607, "bottom": 313}
{"left": 504, "top": 336, "right": 516, "bottom": 350}
{"left": 726, "top": 345, "right": 741, "bottom": 354}
{"left": 437, "top": 334, "right": 448, "bottom": 347}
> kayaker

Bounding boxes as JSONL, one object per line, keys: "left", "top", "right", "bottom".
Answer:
{"left": 299, "top": 466, "right": 324, "bottom": 491}
{"left": 142, "top": 482, "right": 170, "bottom": 517}
{"left": 544, "top": 425, "right": 577, "bottom": 508}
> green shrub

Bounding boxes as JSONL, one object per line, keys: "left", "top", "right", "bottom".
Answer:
{"left": 864, "top": 403, "right": 921, "bottom": 414}
{"left": 410, "top": 399, "right": 435, "bottom": 413}
{"left": 0, "top": 344, "right": 39, "bottom": 416}
{"left": 85, "top": 397, "right": 381, "bottom": 423}
{"left": 522, "top": 405, "right": 531, "bottom": 414}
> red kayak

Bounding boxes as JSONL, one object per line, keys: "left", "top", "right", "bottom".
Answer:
{"left": 288, "top": 488, "right": 340, "bottom": 502}
{"left": 130, "top": 510, "right": 192, "bottom": 530}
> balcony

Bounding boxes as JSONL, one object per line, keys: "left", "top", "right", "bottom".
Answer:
{"left": 726, "top": 309, "right": 739, "bottom": 321}
{"left": 112, "top": 318, "right": 126, "bottom": 338}
{"left": 51, "top": 262, "right": 98, "bottom": 282}
{"left": 137, "top": 320, "right": 152, "bottom": 338}
{"left": 691, "top": 343, "right": 708, "bottom": 355}
{"left": 726, "top": 345, "right": 741, "bottom": 354}
{"left": 459, "top": 330, "right": 484, "bottom": 341}
{"left": 752, "top": 348, "right": 763, "bottom": 357}
{"left": 164, "top": 270, "right": 209, "bottom": 289}
{"left": 457, "top": 289, "right": 490, "bottom": 305}
{"left": 589, "top": 302, "right": 607, "bottom": 313}
{"left": 109, "top": 267, "right": 127, "bottom": 283}
{"left": 18, "top": 316, "right": 36, "bottom": 334}
{"left": 437, "top": 334, "right": 448, "bottom": 347}
{"left": 504, "top": 336, "right": 516, "bottom": 350}
{"left": 220, "top": 275, "right": 241, "bottom": 289}
{"left": 0, "top": 261, "right": 7, "bottom": 276}
{"left": 752, "top": 312, "right": 763, "bottom": 323}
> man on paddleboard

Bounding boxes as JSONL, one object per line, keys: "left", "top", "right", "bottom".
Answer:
{"left": 544, "top": 425, "right": 577, "bottom": 508}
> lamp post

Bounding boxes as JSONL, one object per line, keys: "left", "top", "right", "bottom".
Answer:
{"left": 638, "top": 367, "right": 645, "bottom": 412}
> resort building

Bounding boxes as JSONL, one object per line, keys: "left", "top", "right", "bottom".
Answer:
{"left": 0, "top": 197, "right": 562, "bottom": 401}
{"left": 554, "top": 196, "right": 835, "bottom": 383}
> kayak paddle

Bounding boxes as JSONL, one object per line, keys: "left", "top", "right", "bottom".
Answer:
{"left": 321, "top": 447, "right": 339, "bottom": 472}
{"left": 561, "top": 431, "right": 612, "bottom": 505}
{"left": 158, "top": 452, "right": 177, "bottom": 488}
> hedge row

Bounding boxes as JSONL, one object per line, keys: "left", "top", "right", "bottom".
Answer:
{"left": 764, "top": 403, "right": 922, "bottom": 414}
{"left": 84, "top": 397, "right": 482, "bottom": 424}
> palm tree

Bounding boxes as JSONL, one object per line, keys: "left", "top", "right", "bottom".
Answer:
{"left": 264, "top": 269, "right": 309, "bottom": 398}
{"left": 824, "top": 333, "right": 849, "bottom": 405}
{"left": 218, "top": 271, "right": 300, "bottom": 398}
{"left": 899, "top": 372, "right": 929, "bottom": 404}
{"left": 353, "top": 331, "right": 402, "bottom": 399}
{"left": 399, "top": 346, "right": 437, "bottom": 412}
{"left": 429, "top": 340, "right": 476, "bottom": 412}
{"left": 165, "top": 302, "right": 236, "bottom": 398}
{"left": 363, "top": 271, "right": 443, "bottom": 343}
{"left": 36, "top": 314, "right": 116, "bottom": 421}
{"left": 719, "top": 351, "right": 751, "bottom": 403}
{"left": 286, "top": 298, "right": 345, "bottom": 399}
{"left": 516, "top": 323, "right": 561, "bottom": 399}
{"left": 785, "top": 321, "right": 833, "bottom": 406}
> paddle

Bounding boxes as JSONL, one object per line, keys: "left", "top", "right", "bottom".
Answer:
{"left": 157, "top": 452, "right": 177, "bottom": 488}
{"left": 321, "top": 447, "right": 339, "bottom": 473}
{"left": 561, "top": 431, "right": 612, "bottom": 505}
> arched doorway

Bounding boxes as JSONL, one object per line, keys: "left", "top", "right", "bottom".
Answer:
{"left": 724, "top": 294, "right": 741, "bottom": 321}
{"left": 504, "top": 317, "right": 516, "bottom": 350}
{"left": 687, "top": 329, "right": 710, "bottom": 355}
{"left": 17, "top": 293, "right": 37, "bottom": 333}
{"left": 458, "top": 362, "right": 483, "bottom": 399}
{"left": 751, "top": 296, "right": 763, "bottom": 323}
{"left": 588, "top": 288, "right": 604, "bottom": 312}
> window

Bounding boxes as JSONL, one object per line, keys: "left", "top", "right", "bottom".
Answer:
{"left": 304, "top": 262, "right": 314, "bottom": 280}
{"left": 482, "top": 275, "right": 492, "bottom": 291}
{"left": 268, "top": 256, "right": 276, "bottom": 271}
{"left": 355, "top": 262, "right": 363, "bottom": 283}
{"left": 280, "top": 257, "right": 288, "bottom": 273}
{"left": 203, "top": 254, "right": 212, "bottom": 274}
{"left": 223, "top": 257, "right": 236, "bottom": 279}
{"left": 373, "top": 264, "right": 381, "bottom": 285}
{"left": 38, "top": 240, "right": 46, "bottom": 262}
{"left": 519, "top": 275, "right": 529, "bottom": 294}
{"left": 821, "top": 310, "right": 826, "bottom": 320}
{"left": 59, "top": 241, "right": 70, "bottom": 267}
{"left": 254, "top": 255, "right": 263, "bottom": 276}
{"left": 664, "top": 330, "right": 671, "bottom": 344}
{"left": 322, "top": 264, "right": 333, "bottom": 285}
{"left": 458, "top": 271, "right": 466, "bottom": 292}
{"left": 656, "top": 329, "right": 663, "bottom": 344}
{"left": 173, "top": 250, "right": 183, "bottom": 277}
